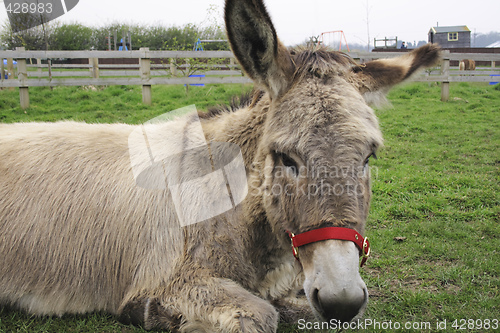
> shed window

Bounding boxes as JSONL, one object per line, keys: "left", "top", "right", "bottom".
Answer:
{"left": 448, "top": 32, "right": 458, "bottom": 41}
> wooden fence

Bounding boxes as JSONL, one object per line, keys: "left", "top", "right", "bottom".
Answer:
{"left": 1, "top": 47, "right": 499, "bottom": 109}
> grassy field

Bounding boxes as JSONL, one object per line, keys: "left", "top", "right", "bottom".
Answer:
{"left": 0, "top": 84, "right": 253, "bottom": 124}
{"left": 0, "top": 82, "right": 499, "bottom": 332}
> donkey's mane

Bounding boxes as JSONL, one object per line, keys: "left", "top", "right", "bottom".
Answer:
{"left": 290, "top": 45, "right": 359, "bottom": 79}
{"left": 200, "top": 89, "right": 265, "bottom": 119}
{"left": 201, "top": 46, "right": 358, "bottom": 119}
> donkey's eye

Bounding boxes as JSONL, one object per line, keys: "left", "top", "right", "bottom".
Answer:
{"left": 278, "top": 153, "right": 299, "bottom": 177}
{"left": 364, "top": 153, "right": 377, "bottom": 167}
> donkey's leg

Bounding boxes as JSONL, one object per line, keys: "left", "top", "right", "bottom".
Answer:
{"left": 118, "top": 296, "right": 182, "bottom": 331}
{"left": 272, "top": 293, "right": 315, "bottom": 324}
{"left": 171, "top": 276, "right": 279, "bottom": 333}
{"left": 119, "top": 277, "right": 279, "bottom": 333}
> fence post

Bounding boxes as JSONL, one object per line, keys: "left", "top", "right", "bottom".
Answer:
{"left": 36, "top": 58, "right": 43, "bottom": 77}
{"left": 6, "top": 57, "right": 14, "bottom": 78}
{"left": 1, "top": 56, "right": 4, "bottom": 86}
{"left": 90, "top": 57, "right": 99, "bottom": 79}
{"left": 140, "top": 47, "right": 152, "bottom": 105}
{"left": 7, "top": 57, "right": 14, "bottom": 91}
{"left": 16, "top": 47, "right": 29, "bottom": 109}
{"left": 441, "top": 50, "right": 450, "bottom": 102}
{"left": 170, "top": 58, "right": 177, "bottom": 76}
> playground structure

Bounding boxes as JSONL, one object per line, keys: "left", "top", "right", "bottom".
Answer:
{"left": 317, "top": 31, "right": 350, "bottom": 51}
{"left": 193, "top": 39, "right": 228, "bottom": 51}
{"left": 106, "top": 31, "right": 132, "bottom": 51}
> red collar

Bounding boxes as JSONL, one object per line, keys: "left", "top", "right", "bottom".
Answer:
{"left": 288, "top": 227, "right": 370, "bottom": 267}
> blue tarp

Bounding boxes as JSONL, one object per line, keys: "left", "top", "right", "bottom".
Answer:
{"left": 2, "top": 59, "right": 17, "bottom": 79}
{"left": 490, "top": 75, "right": 500, "bottom": 85}
{"left": 3, "top": 59, "right": 17, "bottom": 65}
{"left": 185, "top": 74, "right": 205, "bottom": 87}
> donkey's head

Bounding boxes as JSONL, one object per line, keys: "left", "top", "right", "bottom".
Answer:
{"left": 225, "top": 0, "right": 440, "bottom": 324}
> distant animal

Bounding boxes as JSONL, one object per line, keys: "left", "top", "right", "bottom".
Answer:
{"left": 459, "top": 59, "right": 476, "bottom": 71}
{"left": 0, "top": 0, "right": 440, "bottom": 332}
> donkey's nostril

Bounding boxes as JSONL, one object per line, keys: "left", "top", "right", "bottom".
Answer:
{"left": 316, "top": 287, "right": 366, "bottom": 323}
{"left": 311, "top": 288, "right": 322, "bottom": 313}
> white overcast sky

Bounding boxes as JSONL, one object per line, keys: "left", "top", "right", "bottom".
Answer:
{"left": 1, "top": 0, "right": 499, "bottom": 47}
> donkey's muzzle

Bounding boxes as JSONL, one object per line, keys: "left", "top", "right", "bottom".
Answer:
{"left": 312, "top": 285, "right": 367, "bottom": 323}
{"left": 301, "top": 239, "right": 369, "bottom": 324}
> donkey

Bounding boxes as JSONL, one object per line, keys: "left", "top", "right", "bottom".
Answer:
{"left": 459, "top": 59, "right": 476, "bottom": 77}
{"left": 0, "top": 0, "right": 440, "bottom": 332}
{"left": 459, "top": 59, "right": 476, "bottom": 71}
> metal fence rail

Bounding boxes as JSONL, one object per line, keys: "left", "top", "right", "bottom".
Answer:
{"left": 1, "top": 47, "right": 499, "bottom": 109}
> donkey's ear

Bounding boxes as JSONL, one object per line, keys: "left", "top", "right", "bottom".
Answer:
{"left": 353, "top": 44, "right": 441, "bottom": 103}
{"left": 225, "top": 0, "right": 295, "bottom": 99}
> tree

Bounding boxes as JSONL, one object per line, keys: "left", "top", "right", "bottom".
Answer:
{"left": 0, "top": 16, "right": 58, "bottom": 50}
{"left": 196, "top": 4, "right": 229, "bottom": 51}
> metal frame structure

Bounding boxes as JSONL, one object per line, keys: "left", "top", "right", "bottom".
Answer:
{"left": 317, "top": 30, "right": 350, "bottom": 52}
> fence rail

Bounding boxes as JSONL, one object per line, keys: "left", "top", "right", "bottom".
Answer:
{"left": 1, "top": 47, "right": 499, "bottom": 109}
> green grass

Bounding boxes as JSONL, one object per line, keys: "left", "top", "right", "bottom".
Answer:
{"left": 356, "top": 82, "right": 500, "bottom": 333}
{"left": 0, "top": 82, "right": 499, "bottom": 332}
{"left": 0, "top": 83, "right": 253, "bottom": 124}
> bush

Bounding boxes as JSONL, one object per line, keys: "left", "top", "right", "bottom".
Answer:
{"left": 1, "top": 14, "right": 228, "bottom": 51}
{"left": 51, "top": 23, "right": 93, "bottom": 50}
